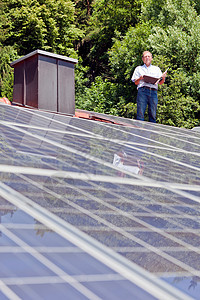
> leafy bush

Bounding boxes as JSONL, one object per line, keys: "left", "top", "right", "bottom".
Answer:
{"left": 0, "top": 45, "right": 18, "bottom": 100}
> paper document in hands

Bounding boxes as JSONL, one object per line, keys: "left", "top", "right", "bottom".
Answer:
{"left": 143, "top": 68, "right": 168, "bottom": 85}
{"left": 143, "top": 75, "right": 160, "bottom": 84}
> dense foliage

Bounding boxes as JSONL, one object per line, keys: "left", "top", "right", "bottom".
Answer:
{"left": 0, "top": 0, "right": 200, "bottom": 128}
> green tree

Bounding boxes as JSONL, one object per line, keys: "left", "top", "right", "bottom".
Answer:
{"left": 147, "top": 0, "right": 200, "bottom": 127}
{"left": 191, "top": 0, "right": 200, "bottom": 14}
{"left": 76, "top": 75, "right": 120, "bottom": 115}
{"left": 156, "top": 69, "right": 200, "bottom": 128}
{"left": 75, "top": 0, "right": 143, "bottom": 117}
{"left": 0, "top": 45, "right": 18, "bottom": 100}
{"left": 0, "top": 0, "right": 83, "bottom": 56}
{"left": 77, "top": 0, "right": 141, "bottom": 81}
{"left": 73, "top": 0, "right": 93, "bottom": 30}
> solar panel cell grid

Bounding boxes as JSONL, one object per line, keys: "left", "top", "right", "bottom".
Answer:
{"left": 0, "top": 203, "right": 158, "bottom": 300}
{"left": 0, "top": 104, "right": 199, "bottom": 299}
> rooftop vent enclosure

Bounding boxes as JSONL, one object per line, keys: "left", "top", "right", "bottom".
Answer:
{"left": 11, "top": 50, "right": 78, "bottom": 115}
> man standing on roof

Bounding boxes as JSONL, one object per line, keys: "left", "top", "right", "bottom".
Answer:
{"left": 131, "top": 51, "right": 167, "bottom": 123}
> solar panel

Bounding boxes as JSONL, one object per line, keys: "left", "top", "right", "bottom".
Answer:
{"left": 0, "top": 103, "right": 199, "bottom": 299}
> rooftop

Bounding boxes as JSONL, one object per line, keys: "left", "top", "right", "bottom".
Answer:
{"left": 0, "top": 103, "right": 199, "bottom": 299}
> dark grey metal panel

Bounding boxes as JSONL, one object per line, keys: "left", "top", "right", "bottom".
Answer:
{"left": 38, "top": 55, "right": 57, "bottom": 111}
{"left": 25, "top": 55, "right": 38, "bottom": 107}
{"left": 58, "top": 60, "right": 75, "bottom": 115}
{"left": 12, "top": 61, "right": 24, "bottom": 105}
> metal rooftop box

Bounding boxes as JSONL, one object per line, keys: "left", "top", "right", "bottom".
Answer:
{"left": 11, "top": 49, "right": 78, "bottom": 115}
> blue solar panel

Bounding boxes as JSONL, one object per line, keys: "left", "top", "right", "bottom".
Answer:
{"left": 0, "top": 103, "right": 199, "bottom": 299}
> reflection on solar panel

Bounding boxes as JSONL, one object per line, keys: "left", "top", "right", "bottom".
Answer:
{"left": 0, "top": 103, "right": 199, "bottom": 299}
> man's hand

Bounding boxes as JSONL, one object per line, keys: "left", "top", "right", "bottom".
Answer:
{"left": 135, "top": 75, "right": 144, "bottom": 85}
{"left": 162, "top": 70, "right": 167, "bottom": 79}
{"left": 159, "top": 70, "right": 167, "bottom": 85}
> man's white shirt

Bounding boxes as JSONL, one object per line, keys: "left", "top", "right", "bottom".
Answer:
{"left": 131, "top": 64, "right": 162, "bottom": 90}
